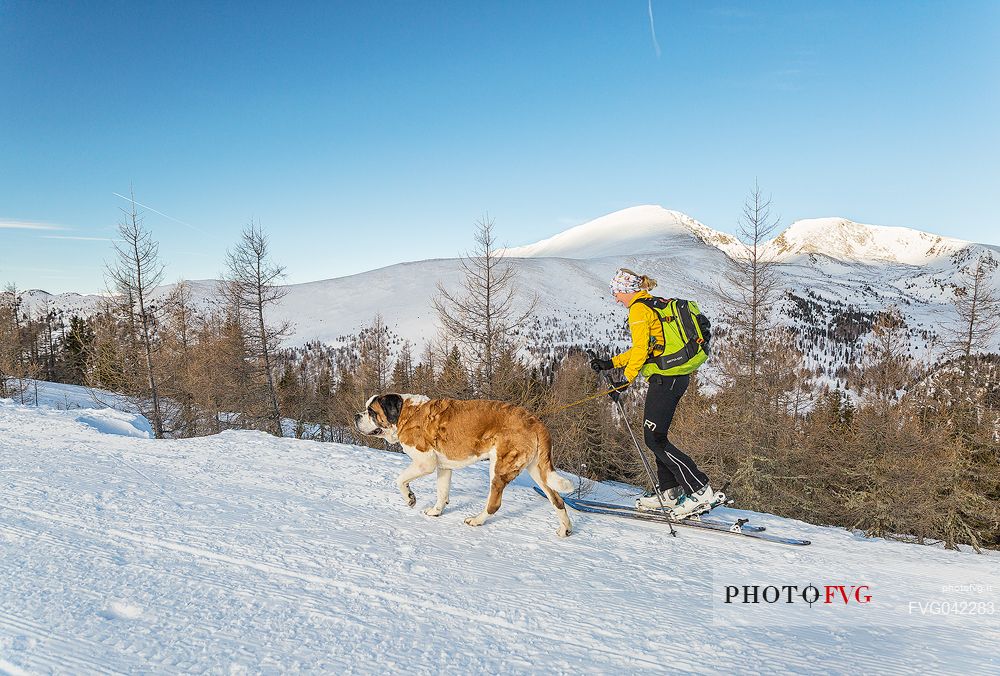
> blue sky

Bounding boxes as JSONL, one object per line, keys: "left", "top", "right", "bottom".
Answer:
{"left": 2, "top": 1, "right": 998, "bottom": 293}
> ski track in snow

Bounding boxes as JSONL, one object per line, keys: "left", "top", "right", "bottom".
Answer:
{"left": 1, "top": 396, "right": 999, "bottom": 674}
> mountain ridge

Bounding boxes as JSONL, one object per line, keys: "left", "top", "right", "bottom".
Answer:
{"left": 504, "top": 205, "right": 990, "bottom": 267}
{"left": 18, "top": 205, "right": 995, "bottom": 297}
{"left": 15, "top": 206, "right": 1000, "bottom": 382}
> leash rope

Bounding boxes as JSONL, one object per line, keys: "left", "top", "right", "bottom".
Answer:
{"left": 535, "top": 383, "right": 629, "bottom": 417}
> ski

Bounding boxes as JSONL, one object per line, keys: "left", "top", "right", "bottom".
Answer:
{"left": 641, "top": 506, "right": 764, "bottom": 531}
{"left": 570, "top": 495, "right": 765, "bottom": 531}
{"left": 535, "top": 488, "right": 758, "bottom": 529}
{"left": 536, "top": 488, "right": 811, "bottom": 546}
{"left": 563, "top": 497, "right": 766, "bottom": 533}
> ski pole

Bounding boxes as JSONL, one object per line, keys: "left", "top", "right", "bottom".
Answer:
{"left": 588, "top": 351, "right": 677, "bottom": 537}
{"left": 612, "top": 381, "right": 677, "bottom": 538}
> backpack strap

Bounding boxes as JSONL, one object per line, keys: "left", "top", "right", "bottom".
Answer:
{"left": 633, "top": 296, "right": 670, "bottom": 356}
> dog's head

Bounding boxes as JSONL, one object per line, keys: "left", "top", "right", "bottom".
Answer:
{"left": 354, "top": 393, "right": 405, "bottom": 442}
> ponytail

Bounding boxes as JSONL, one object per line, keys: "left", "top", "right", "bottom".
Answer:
{"left": 620, "top": 268, "right": 657, "bottom": 291}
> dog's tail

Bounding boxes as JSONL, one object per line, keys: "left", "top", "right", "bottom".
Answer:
{"left": 537, "top": 426, "right": 573, "bottom": 493}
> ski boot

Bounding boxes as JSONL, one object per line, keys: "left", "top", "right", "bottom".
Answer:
{"left": 635, "top": 485, "right": 684, "bottom": 511}
{"left": 669, "top": 484, "right": 728, "bottom": 520}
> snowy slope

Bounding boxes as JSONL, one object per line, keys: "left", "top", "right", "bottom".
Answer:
{"left": 770, "top": 217, "right": 974, "bottom": 265}
{"left": 2, "top": 394, "right": 999, "bottom": 673}
{"left": 17, "top": 206, "right": 1000, "bottom": 363}
{"left": 500, "top": 205, "right": 744, "bottom": 260}
{"left": 3, "top": 379, "right": 139, "bottom": 414}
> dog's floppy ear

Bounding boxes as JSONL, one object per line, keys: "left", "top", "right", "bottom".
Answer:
{"left": 378, "top": 394, "right": 403, "bottom": 425}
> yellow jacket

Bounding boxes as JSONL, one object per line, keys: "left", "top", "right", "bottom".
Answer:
{"left": 611, "top": 290, "right": 665, "bottom": 382}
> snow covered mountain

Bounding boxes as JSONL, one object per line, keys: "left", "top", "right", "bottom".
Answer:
{"left": 500, "top": 205, "right": 744, "bottom": 260}
{"left": 770, "top": 217, "right": 979, "bottom": 265}
{"left": 2, "top": 384, "right": 997, "bottom": 672}
{"left": 19, "top": 206, "right": 1000, "bottom": 375}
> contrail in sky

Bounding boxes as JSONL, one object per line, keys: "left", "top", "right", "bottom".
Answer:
{"left": 112, "top": 192, "right": 206, "bottom": 234}
{"left": 648, "top": 0, "right": 662, "bottom": 58}
{"left": 0, "top": 220, "right": 63, "bottom": 230}
{"left": 42, "top": 235, "right": 119, "bottom": 242}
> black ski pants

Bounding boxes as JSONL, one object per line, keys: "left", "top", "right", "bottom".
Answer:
{"left": 642, "top": 374, "right": 709, "bottom": 495}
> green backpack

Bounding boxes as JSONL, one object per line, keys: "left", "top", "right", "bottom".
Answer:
{"left": 633, "top": 297, "right": 712, "bottom": 377}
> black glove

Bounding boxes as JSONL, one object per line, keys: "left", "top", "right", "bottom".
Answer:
{"left": 590, "top": 356, "right": 613, "bottom": 372}
{"left": 608, "top": 380, "right": 629, "bottom": 403}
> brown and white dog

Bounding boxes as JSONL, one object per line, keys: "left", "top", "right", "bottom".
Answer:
{"left": 355, "top": 394, "right": 573, "bottom": 537}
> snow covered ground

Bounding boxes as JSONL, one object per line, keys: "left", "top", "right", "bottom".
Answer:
{"left": 2, "top": 389, "right": 998, "bottom": 674}
{"left": 2, "top": 380, "right": 137, "bottom": 415}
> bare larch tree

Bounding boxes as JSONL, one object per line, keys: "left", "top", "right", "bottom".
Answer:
{"left": 715, "top": 182, "right": 785, "bottom": 390}
{"left": 106, "top": 192, "right": 166, "bottom": 438}
{"left": 433, "top": 215, "right": 536, "bottom": 399}
{"left": 225, "top": 221, "right": 289, "bottom": 435}
{"left": 937, "top": 254, "right": 1000, "bottom": 551}
{"left": 943, "top": 255, "right": 1000, "bottom": 389}
{"left": 711, "top": 184, "right": 804, "bottom": 508}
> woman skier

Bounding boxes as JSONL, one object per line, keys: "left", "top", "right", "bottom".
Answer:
{"left": 590, "top": 268, "right": 722, "bottom": 518}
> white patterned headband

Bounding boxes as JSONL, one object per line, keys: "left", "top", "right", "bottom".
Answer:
{"left": 609, "top": 269, "right": 643, "bottom": 294}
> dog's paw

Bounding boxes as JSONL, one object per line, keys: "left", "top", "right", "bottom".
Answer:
{"left": 464, "top": 515, "right": 483, "bottom": 527}
{"left": 423, "top": 506, "right": 443, "bottom": 517}
{"left": 557, "top": 525, "right": 572, "bottom": 538}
